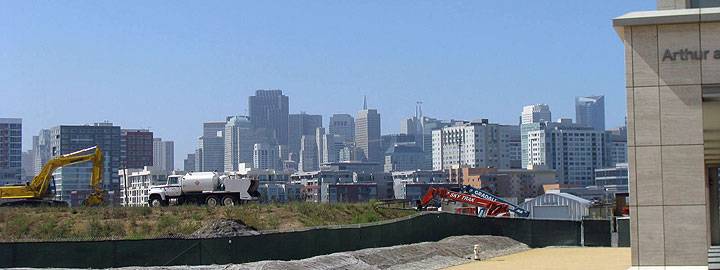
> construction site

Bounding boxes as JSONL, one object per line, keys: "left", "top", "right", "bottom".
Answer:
{"left": 0, "top": 145, "right": 628, "bottom": 269}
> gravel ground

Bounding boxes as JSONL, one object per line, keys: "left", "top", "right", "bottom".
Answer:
{"left": 109, "top": 235, "right": 529, "bottom": 270}
{"left": 190, "top": 219, "right": 260, "bottom": 238}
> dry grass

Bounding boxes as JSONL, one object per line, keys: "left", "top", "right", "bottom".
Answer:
{"left": 0, "top": 202, "right": 415, "bottom": 241}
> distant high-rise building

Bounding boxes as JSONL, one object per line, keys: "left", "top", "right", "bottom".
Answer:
{"left": 0, "top": 118, "right": 22, "bottom": 185}
{"left": 432, "top": 120, "right": 518, "bottom": 171}
{"left": 384, "top": 144, "right": 425, "bottom": 172}
{"left": 21, "top": 149, "right": 33, "bottom": 182}
{"left": 33, "top": 129, "right": 51, "bottom": 176}
{"left": 521, "top": 104, "right": 552, "bottom": 168}
{"left": 299, "top": 135, "right": 318, "bottom": 172}
{"left": 329, "top": 114, "right": 355, "bottom": 143}
{"left": 49, "top": 122, "right": 121, "bottom": 205}
{"left": 121, "top": 129, "right": 153, "bottom": 169}
{"left": 575, "top": 95, "right": 605, "bottom": 131}
{"left": 224, "top": 116, "right": 262, "bottom": 171}
{"left": 152, "top": 138, "right": 174, "bottom": 172}
{"left": 288, "top": 113, "right": 322, "bottom": 160}
{"left": 196, "top": 121, "right": 225, "bottom": 172}
{"left": 253, "top": 143, "right": 277, "bottom": 170}
{"left": 184, "top": 153, "right": 196, "bottom": 172}
{"left": 527, "top": 119, "right": 606, "bottom": 186}
{"left": 249, "top": 90, "right": 289, "bottom": 145}
{"left": 606, "top": 126, "right": 628, "bottom": 166}
{"left": 355, "top": 97, "right": 382, "bottom": 162}
{"left": 521, "top": 104, "right": 552, "bottom": 125}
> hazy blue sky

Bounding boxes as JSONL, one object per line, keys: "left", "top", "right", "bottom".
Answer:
{"left": 1, "top": 1, "right": 655, "bottom": 167}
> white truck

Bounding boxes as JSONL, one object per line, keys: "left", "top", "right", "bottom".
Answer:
{"left": 148, "top": 172, "right": 260, "bottom": 207}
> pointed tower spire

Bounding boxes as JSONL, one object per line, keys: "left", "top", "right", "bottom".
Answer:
{"left": 363, "top": 95, "right": 367, "bottom": 110}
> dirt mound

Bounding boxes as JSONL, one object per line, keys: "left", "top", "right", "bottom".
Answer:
{"left": 191, "top": 219, "right": 260, "bottom": 238}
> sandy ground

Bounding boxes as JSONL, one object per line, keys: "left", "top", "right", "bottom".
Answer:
{"left": 445, "top": 247, "right": 631, "bottom": 270}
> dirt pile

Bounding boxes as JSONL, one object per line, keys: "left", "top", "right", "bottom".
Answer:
{"left": 225, "top": 235, "right": 529, "bottom": 270}
{"left": 190, "top": 219, "right": 260, "bottom": 238}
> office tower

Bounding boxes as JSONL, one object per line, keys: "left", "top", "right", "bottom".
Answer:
{"left": 196, "top": 121, "right": 225, "bottom": 172}
{"left": 33, "top": 129, "right": 51, "bottom": 175}
{"left": 521, "top": 104, "right": 552, "bottom": 168}
{"left": 384, "top": 144, "right": 425, "bottom": 172}
{"left": 606, "top": 126, "right": 628, "bottom": 166}
{"left": 224, "top": 116, "right": 263, "bottom": 171}
{"left": 431, "top": 120, "right": 517, "bottom": 171}
{"left": 120, "top": 129, "right": 153, "bottom": 169}
{"left": 248, "top": 90, "right": 289, "bottom": 145}
{"left": 48, "top": 122, "right": 121, "bottom": 205}
{"left": 288, "top": 113, "right": 322, "bottom": 160}
{"left": 0, "top": 118, "right": 22, "bottom": 185}
{"left": 527, "top": 119, "right": 606, "bottom": 186}
{"left": 329, "top": 114, "right": 355, "bottom": 143}
{"left": 299, "top": 135, "right": 318, "bottom": 172}
{"left": 253, "top": 143, "right": 278, "bottom": 170}
{"left": 355, "top": 97, "right": 382, "bottom": 162}
{"left": 152, "top": 138, "right": 174, "bottom": 172}
{"left": 184, "top": 153, "right": 196, "bottom": 172}
{"left": 575, "top": 95, "right": 605, "bottom": 131}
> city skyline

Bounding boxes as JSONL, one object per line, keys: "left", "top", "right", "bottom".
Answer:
{"left": 1, "top": 1, "right": 655, "bottom": 167}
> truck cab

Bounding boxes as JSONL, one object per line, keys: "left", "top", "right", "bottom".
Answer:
{"left": 148, "top": 175, "right": 183, "bottom": 207}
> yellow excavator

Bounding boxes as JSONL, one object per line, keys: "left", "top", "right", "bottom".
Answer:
{"left": 0, "top": 146, "right": 105, "bottom": 207}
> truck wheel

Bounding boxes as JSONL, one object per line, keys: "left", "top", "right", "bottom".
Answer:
{"left": 206, "top": 196, "right": 220, "bottom": 207}
{"left": 149, "top": 198, "right": 163, "bottom": 207}
{"left": 222, "top": 195, "right": 237, "bottom": 206}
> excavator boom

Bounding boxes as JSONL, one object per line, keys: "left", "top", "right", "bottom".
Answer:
{"left": 418, "top": 187, "right": 510, "bottom": 217}
{"left": 0, "top": 146, "right": 104, "bottom": 206}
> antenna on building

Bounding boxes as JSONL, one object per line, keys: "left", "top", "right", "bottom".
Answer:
{"left": 363, "top": 95, "right": 367, "bottom": 110}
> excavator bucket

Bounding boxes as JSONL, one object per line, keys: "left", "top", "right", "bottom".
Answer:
{"left": 82, "top": 192, "right": 104, "bottom": 207}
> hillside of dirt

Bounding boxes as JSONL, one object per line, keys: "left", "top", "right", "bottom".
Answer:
{"left": 0, "top": 202, "right": 415, "bottom": 242}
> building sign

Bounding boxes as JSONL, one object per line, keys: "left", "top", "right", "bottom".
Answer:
{"left": 662, "top": 48, "right": 720, "bottom": 61}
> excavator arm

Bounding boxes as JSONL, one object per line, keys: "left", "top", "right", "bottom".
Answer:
{"left": 0, "top": 146, "right": 104, "bottom": 206}
{"left": 417, "top": 187, "right": 510, "bottom": 217}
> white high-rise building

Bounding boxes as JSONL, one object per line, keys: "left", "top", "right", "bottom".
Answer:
{"left": 355, "top": 97, "right": 381, "bottom": 162}
{"left": 196, "top": 121, "right": 225, "bottom": 172}
{"left": 521, "top": 104, "right": 552, "bottom": 124}
{"left": 253, "top": 143, "right": 277, "bottom": 170}
{"left": 527, "top": 119, "right": 606, "bottom": 186}
{"left": 521, "top": 104, "right": 552, "bottom": 169}
{"left": 224, "top": 116, "right": 264, "bottom": 171}
{"left": 432, "top": 120, "right": 518, "bottom": 170}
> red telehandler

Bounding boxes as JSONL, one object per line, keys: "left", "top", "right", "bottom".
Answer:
{"left": 417, "top": 187, "right": 511, "bottom": 217}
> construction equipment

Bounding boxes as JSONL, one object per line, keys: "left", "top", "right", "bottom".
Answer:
{"left": 0, "top": 146, "right": 105, "bottom": 207}
{"left": 148, "top": 171, "right": 260, "bottom": 207}
{"left": 461, "top": 185, "right": 530, "bottom": 218}
{"left": 417, "top": 187, "right": 510, "bottom": 217}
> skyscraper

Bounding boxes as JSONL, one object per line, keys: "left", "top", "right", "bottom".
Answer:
{"left": 0, "top": 118, "right": 22, "bottom": 185}
{"left": 120, "top": 129, "right": 153, "bottom": 169}
{"left": 249, "top": 89, "right": 289, "bottom": 145}
{"left": 288, "top": 113, "right": 322, "bottom": 160}
{"left": 298, "top": 135, "right": 318, "bottom": 172}
{"left": 526, "top": 119, "right": 606, "bottom": 186}
{"left": 183, "top": 153, "right": 196, "bottom": 172}
{"left": 49, "top": 122, "right": 121, "bottom": 205}
{"left": 224, "top": 116, "right": 261, "bottom": 171}
{"left": 33, "top": 129, "right": 51, "bottom": 176}
{"left": 152, "top": 138, "right": 174, "bottom": 172}
{"left": 431, "top": 120, "right": 518, "bottom": 170}
{"left": 521, "top": 104, "right": 552, "bottom": 124}
{"left": 253, "top": 143, "right": 277, "bottom": 170}
{"left": 329, "top": 114, "right": 355, "bottom": 143}
{"left": 196, "top": 121, "right": 225, "bottom": 172}
{"left": 521, "top": 104, "right": 552, "bottom": 168}
{"left": 575, "top": 95, "right": 605, "bottom": 131}
{"left": 355, "top": 97, "right": 382, "bottom": 162}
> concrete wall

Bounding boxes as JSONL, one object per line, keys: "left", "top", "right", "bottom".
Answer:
{"left": 620, "top": 19, "right": 712, "bottom": 267}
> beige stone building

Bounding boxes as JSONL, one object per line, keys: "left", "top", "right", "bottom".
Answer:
{"left": 614, "top": 0, "right": 720, "bottom": 268}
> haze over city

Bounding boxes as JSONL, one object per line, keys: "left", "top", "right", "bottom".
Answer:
{"left": 0, "top": 1, "right": 656, "bottom": 166}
